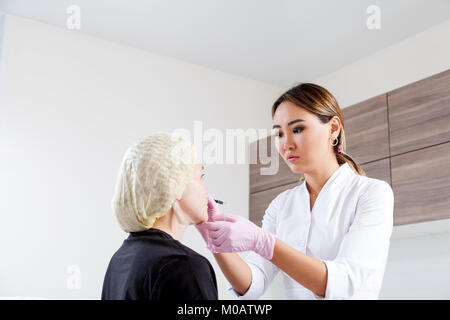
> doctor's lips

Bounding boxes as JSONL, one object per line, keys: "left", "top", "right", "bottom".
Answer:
{"left": 286, "top": 154, "right": 300, "bottom": 163}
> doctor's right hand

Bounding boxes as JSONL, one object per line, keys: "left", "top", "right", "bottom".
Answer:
{"left": 195, "top": 195, "right": 221, "bottom": 250}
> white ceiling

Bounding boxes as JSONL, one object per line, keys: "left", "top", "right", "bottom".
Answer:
{"left": 1, "top": 0, "right": 450, "bottom": 86}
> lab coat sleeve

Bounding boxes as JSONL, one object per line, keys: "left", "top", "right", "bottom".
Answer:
{"left": 318, "top": 180, "right": 394, "bottom": 300}
{"left": 227, "top": 195, "right": 281, "bottom": 299}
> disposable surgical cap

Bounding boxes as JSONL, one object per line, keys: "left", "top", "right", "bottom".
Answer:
{"left": 112, "top": 132, "right": 197, "bottom": 232}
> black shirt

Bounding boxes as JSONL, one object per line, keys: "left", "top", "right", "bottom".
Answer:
{"left": 101, "top": 228, "right": 218, "bottom": 300}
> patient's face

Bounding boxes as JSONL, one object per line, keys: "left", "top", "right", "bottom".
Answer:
{"left": 176, "top": 163, "right": 208, "bottom": 224}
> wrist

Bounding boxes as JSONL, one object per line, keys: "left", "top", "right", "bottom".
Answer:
{"left": 254, "top": 228, "right": 276, "bottom": 260}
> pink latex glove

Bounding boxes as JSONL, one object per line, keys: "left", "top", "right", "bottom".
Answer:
{"left": 202, "top": 213, "right": 276, "bottom": 260}
{"left": 195, "top": 195, "right": 221, "bottom": 250}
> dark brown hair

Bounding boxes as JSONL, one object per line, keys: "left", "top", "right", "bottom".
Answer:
{"left": 272, "top": 83, "right": 366, "bottom": 176}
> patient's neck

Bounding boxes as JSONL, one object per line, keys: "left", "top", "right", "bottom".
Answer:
{"left": 152, "top": 208, "right": 187, "bottom": 242}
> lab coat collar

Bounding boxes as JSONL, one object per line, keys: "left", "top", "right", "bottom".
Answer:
{"left": 302, "top": 162, "right": 355, "bottom": 204}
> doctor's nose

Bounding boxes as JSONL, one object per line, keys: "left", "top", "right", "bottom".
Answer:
{"left": 283, "top": 135, "right": 296, "bottom": 151}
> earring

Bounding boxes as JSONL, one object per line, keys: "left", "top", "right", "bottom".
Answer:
{"left": 331, "top": 137, "right": 339, "bottom": 146}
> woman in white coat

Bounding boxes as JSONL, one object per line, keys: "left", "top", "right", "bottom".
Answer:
{"left": 196, "top": 83, "right": 395, "bottom": 300}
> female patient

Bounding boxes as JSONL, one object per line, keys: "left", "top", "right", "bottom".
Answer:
{"left": 101, "top": 132, "right": 218, "bottom": 300}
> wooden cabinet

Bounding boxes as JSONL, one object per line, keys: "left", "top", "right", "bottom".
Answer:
{"left": 391, "top": 141, "right": 450, "bottom": 225}
{"left": 360, "top": 158, "right": 391, "bottom": 185}
{"left": 388, "top": 69, "right": 450, "bottom": 156}
{"left": 342, "top": 94, "right": 390, "bottom": 164}
{"left": 249, "top": 69, "right": 450, "bottom": 226}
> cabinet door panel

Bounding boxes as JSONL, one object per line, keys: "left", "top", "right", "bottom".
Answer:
{"left": 360, "top": 158, "right": 391, "bottom": 186}
{"left": 343, "top": 94, "right": 390, "bottom": 164}
{"left": 391, "top": 142, "right": 450, "bottom": 225}
{"left": 388, "top": 69, "right": 450, "bottom": 156}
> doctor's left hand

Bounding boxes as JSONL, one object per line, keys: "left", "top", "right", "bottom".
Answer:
{"left": 195, "top": 195, "right": 223, "bottom": 251}
{"left": 202, "top": 213, "right": 276, "bottom": 260}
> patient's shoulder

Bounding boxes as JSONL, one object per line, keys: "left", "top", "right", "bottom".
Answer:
{"left": 160, "top": 252, "right": 213, "bottom": 274}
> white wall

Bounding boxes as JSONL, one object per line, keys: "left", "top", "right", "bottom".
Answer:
{"left": 382, "top": 220, "right": 450, "bottom": 299}
{"left": 315, "top": 18, "right": 450, "bottom": 299}
{"left": 315, "top": 18, "right": 450, "bottom": 109}
{"left": 0, "top": 15, "right": 282, "bottom": 299}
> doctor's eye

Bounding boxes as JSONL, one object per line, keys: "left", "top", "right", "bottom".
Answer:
{"left": 293, "top": 126, "right": 304, "bottom": 134}
{"left": 273, "top": 131, "right": 283, "bottom": 138}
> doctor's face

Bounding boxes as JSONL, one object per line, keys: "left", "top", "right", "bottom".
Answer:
{"left": 272, "top": 101, "right": 334, "bottom": 174}
{"left": 175, "top": 163, "right": 209, "bottom": 224}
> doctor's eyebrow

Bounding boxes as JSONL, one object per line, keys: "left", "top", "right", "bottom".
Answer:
{"left": 272, "top": 118, "right": 305, "bottom": 129}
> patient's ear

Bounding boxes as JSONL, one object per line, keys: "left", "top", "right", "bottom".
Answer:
{"left": 171, "top": 199, "right": 191, "bottom": 224}
{"left": 172, "top": 198, "right": 184, "bottom": 212}
{"left": 171, "top": 200, "right": 180, "bottom": 214}
{"left": 175, "top": 194, "right": 183, "bottom": 201}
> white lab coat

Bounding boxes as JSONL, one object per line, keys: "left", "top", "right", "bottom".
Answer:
{"left": 228, "top": 162, "right": 394, "bottom": 300}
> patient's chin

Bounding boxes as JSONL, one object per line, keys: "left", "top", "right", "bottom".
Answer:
{"left": 198, "top": 214, "right": 208, "bottom": 224}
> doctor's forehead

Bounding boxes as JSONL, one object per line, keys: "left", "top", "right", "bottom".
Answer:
{"left": 272, "top": 101, "right": 313, "bottom": 126}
